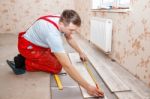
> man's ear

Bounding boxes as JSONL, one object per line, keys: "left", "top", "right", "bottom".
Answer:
{"left": 59, "top": 22, "right": 65, "bottom": 26}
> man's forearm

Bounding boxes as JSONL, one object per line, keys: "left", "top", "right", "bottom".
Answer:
{"left": 67, "top": 38, "right": 83, "bottom": 54}
{"left": 54, "top": 53, "right": 90, "bottom": 90}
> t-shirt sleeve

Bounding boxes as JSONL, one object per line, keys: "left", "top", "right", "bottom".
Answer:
{"left": 44, "top": 22, "right": 65, "bottom": 53}
{"left": 46, "top": 34, "right": 65, "bottom": 53}
{"left": 33, "top": 20, "right": 65, "bottom": 53}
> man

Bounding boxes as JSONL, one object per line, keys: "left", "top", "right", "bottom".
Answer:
{"left": 7, "top": 9, "right": 104, "bottom": 97}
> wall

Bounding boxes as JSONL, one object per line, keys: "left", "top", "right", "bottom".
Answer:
{"left": 0, "top": 0, "right": 75, "bottom": 34}
{"left": 75, "top": 0, "right": 150, "bottom": 86}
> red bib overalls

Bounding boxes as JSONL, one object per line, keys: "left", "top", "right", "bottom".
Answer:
{"left": 18, "top": 15, "right": 62, "bottom": 74}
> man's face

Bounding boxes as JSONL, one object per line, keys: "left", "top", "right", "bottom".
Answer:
{"left": 59, "top": 22, "right": 79, "bottom": 37}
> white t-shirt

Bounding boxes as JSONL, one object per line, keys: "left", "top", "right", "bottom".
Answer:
{"left": 23, "top": 17, "right": 65, "bottom": 53}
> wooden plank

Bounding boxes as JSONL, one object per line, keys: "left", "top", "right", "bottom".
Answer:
{"left": 73, "top": 35, "right": 130, "bottom": 92}
{"left": 97, "top": 65, "right": 130, "bottom": 92}
{"left": 68, "top": 53, "right": 96, "bottom": 98}
{"left": 68, "top": 53, "right": 108, "bottom": 99}
{"left": 78, "top": 45, "right": 130, "bottom": 92}
{"left": 73, "top": 34, "right": 150, "bottom": 98}
{"left": 109, "top": 61, "right": 150, "bottom": 98}
{"left": 115, "top": 91, "right": 142, "bottom": 99}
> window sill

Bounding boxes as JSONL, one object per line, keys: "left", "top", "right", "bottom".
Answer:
{"left": 91, "top": 8, "right": 131, "bottom": 13}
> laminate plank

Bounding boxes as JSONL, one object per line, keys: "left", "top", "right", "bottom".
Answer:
{"left": 115, "top": 91, "right": 142, "bottom": 99}
{"left": 77, "top": 44, "right": 130, "bottom": 92}
{"left": 69, "top": 53, "right": 108, "bottom": 99}
{"left": 108, "top": 60, "right": 150, "bottom": 98}
{"left": 73, "top": 35, "right": 130, "bottom": 92}
{"left": 73, "top": 34, "right": 150, "bottom": 98}
{"left": 69, "top": 53, "right": 96, "bottom": 98}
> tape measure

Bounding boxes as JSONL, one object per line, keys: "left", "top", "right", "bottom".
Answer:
{"left": 83, "top": 62, "right": 100, "bottom": 89}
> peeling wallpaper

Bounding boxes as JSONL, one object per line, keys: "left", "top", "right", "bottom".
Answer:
{"left": 0, "top": 0, "right": 75, "bottom": 34}
{"left": 75, "top": 0, "right": 150, "bottom": 86}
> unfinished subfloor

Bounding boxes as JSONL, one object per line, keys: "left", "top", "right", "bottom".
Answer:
{"left": 0, "top": 34, "right": 150, "bottom": 99}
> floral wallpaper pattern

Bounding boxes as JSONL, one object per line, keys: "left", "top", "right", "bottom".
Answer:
{"left": 0, "top": 0, "right": 75, "bottom": 34}
{"left": 75, "top": 0, "right": 150, "bottom": 86}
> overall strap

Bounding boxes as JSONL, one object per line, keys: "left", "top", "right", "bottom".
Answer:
{"left": 38, "top": 15, "right": 60, "bottom": 30}
{"left": 39, "top": 15, "right": 60, "bottom": 19}
{"left": 25, "top": 15, "right": 60, "bottom": 32}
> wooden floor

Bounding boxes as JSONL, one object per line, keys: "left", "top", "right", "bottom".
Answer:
{"left": 73, "top": 34, "right": 150, "bottom": 99}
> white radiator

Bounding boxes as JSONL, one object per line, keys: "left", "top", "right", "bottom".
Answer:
{"left": 90, "top": 17, "right": 113, "bottom": 53}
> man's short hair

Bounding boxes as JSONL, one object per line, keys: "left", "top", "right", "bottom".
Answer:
{"left": 60, "top": 9, "right": 81, "bottom": 27}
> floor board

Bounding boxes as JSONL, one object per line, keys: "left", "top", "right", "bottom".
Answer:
{"left": 69, "top": 53, "right": 96, "bottom": 98}
{"left": 73, "top": 34, "right": 150, "bottom": 99}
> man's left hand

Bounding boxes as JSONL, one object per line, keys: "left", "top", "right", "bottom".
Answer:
{"left": 79, "top": 52, "right": 88, "bottom": 62}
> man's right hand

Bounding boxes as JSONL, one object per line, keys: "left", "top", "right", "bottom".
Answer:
{"left": 87, "top": 85, "right": 104, "bottom": 97}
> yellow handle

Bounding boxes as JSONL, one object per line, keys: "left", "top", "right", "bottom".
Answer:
{"left": 54, "top": 74, "right": 63, "bottom": 90}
